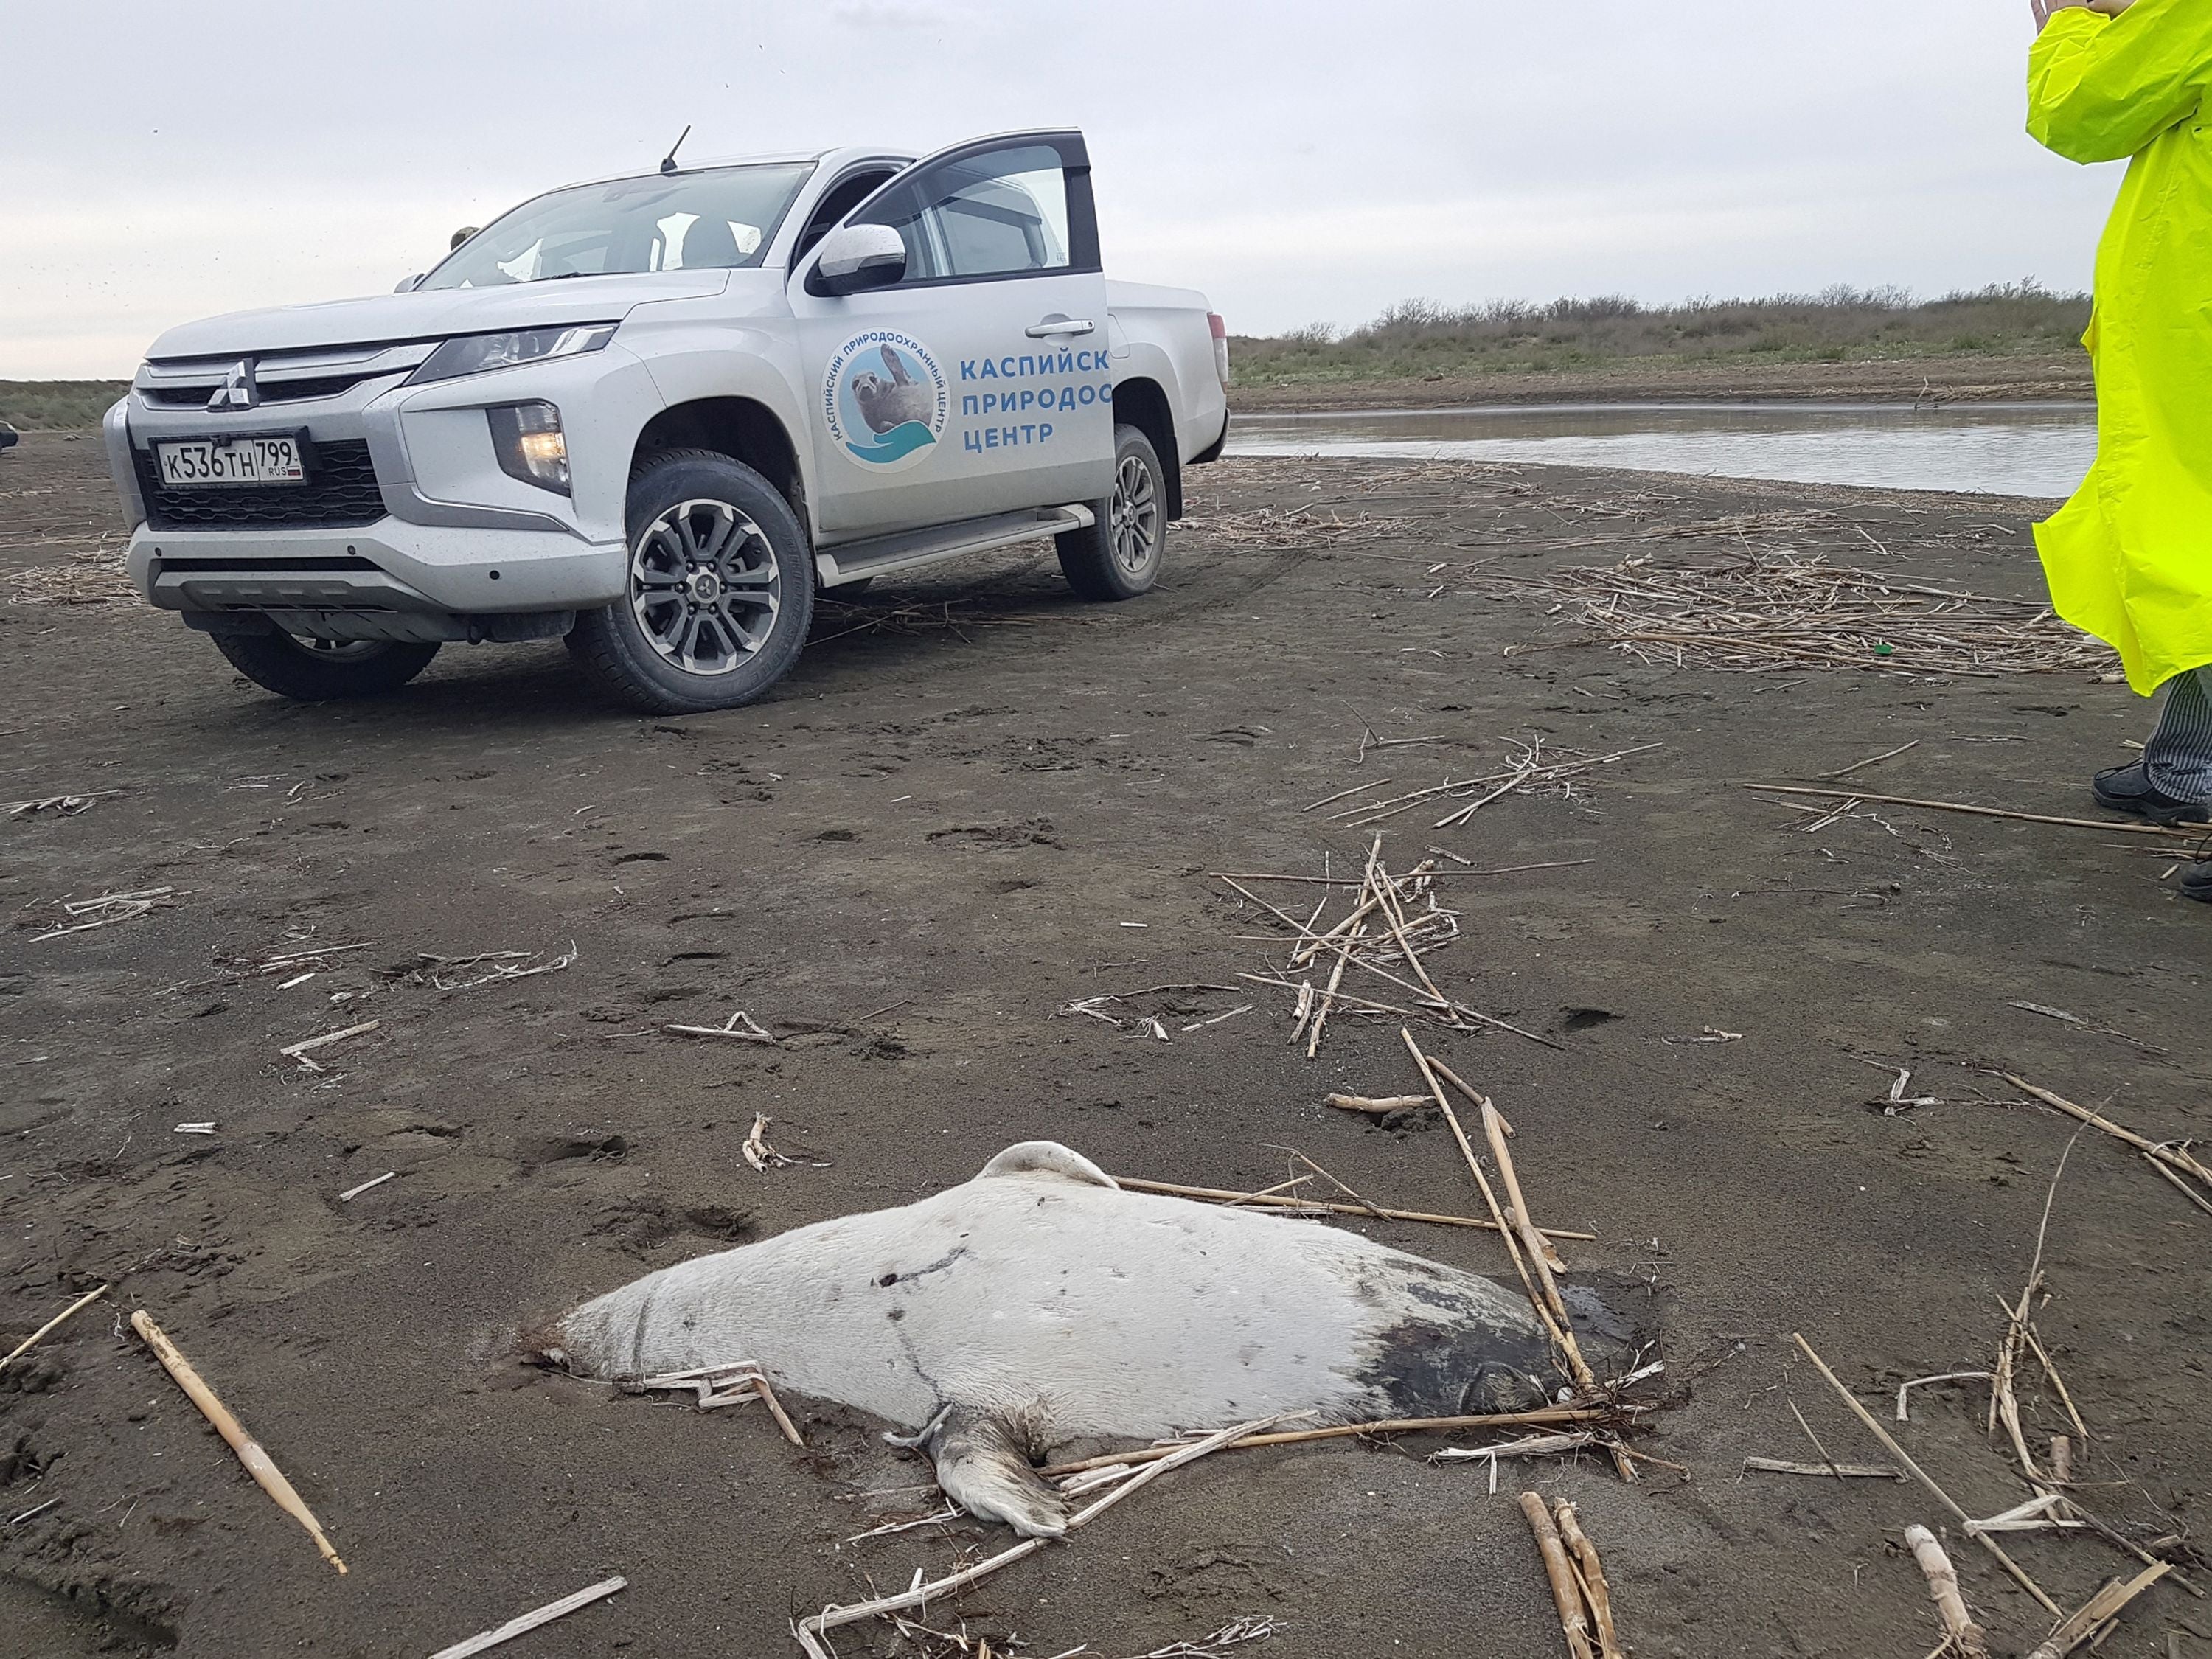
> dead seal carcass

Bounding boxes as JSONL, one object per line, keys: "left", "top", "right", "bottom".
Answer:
{"left": 549, "top": 1142, "right": 1559, "bottom": 1537}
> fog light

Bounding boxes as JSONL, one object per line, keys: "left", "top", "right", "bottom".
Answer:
{"left": 488, "top": 401, "right": 569, "bottom": 494}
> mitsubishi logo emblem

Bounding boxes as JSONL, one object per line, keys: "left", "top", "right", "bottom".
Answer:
{"left": 208, "top": 361, "right": 260, "bottom": 412}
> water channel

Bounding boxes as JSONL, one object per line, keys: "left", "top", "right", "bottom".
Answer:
{"left": 1225, "top": 402, "right": 2098, "bottom": 498}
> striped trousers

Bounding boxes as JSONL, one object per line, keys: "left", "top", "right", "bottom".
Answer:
{"left": 2146, "top": 665, "right": 2212, "bottom": 803}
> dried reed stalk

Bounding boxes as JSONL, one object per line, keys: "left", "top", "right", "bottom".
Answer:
{"left": 0, "top": 1283, "right": 108, "bottom": 1374}
{"left": 1748, "top": 786, "right": 2207, "bottom": 842}
{"left": 1520, "top": 1492, "right": 1597, "bottom": 1659}
{"left": 793, "top": 1414, "right": 1285, "bottom": 1658}
{"left": 1039, "top": 1405, "right": 1615, "bottom": 1478}
{"left": 1555, "top": 1501, "right": 1624, "bottom": 1658}
{"left": 2024, "top": 1562, "right": 2171, "bottom": 1659}
{"left": 1792, "top": 1332, "right": 2058, "bottom": 1617}
{"left": 1110, "top": 1175, "right": 1595, "bottom": 1240}
{"left": 428, "top": 1576, "right": 628, "bottom": 1659}
{"left": 1742, "top": 1457, "right": 1899, "bottom": 1479}
{"left": 131, "top": 1310, "right": 345, "bottom": 1573}
{"left": 1905, "top": 1523, "right": 1992, "bottom": 1659}
{"left": 2002, "top": 1075, "right": 2212, "bottom": 1189}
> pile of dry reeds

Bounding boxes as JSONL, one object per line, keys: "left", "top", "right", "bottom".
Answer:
{"left": 1, "top": 539, "right": 134, "bottom": 605}
{"left": 1468, "top": 551, "right": 2118, "bottom": 678}
{"left": 1178, "top": 505, "right": 1409, "bottom": 549}
{"left": 1318, "top": 737, "right": 1656, "bottom": 831}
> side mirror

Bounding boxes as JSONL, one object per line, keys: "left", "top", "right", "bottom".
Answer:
{"left": 807, "top": 223, "right": 906, "bottom": 297}
{"left": 394, "top": 274, "right": 424, "bottom": 293}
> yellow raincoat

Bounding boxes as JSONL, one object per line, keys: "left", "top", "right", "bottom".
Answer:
{"left": 2029, "top": 0, "right": 2212, "bottom": 693}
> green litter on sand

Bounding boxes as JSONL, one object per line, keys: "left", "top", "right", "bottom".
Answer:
{"left": 1874, "top": 642, "right": 1895, "bottom": 656}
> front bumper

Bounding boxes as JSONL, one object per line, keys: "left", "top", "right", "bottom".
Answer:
{"left": 128, "top": 518, "right": 624, "bottom": 637}
{"left": 107, "top": 339, "right": 661, "bottom": 635}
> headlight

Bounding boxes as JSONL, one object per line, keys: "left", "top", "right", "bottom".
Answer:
{"left": 409, "top": 323, "right": 617, "bottom": 385}
{"left": 487, "top": 402, "right": 569, "bottom": 494}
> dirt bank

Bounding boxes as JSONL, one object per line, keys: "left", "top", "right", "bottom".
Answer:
{"left": 1, "top": 433, "right": 2203, "bottom": 1658}
{"left": 1231, "top": 352, "right": 2093, "bottom": 412}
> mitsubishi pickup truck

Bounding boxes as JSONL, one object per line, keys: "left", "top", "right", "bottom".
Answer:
{"left": 103, "top": 129, "right": 1231, "bottom": 712}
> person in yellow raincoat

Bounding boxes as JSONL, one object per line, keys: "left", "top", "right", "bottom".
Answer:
{"left": 2029, "top": 0, "right": 2212, "bottom": 901}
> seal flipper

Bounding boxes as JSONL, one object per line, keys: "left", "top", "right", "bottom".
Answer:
{"left": 928, "top": 1409, "right": 1068, "bottom": 1539}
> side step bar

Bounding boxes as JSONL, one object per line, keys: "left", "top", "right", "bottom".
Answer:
{"left": 815, "top": 504, "right": 1093, "bottom": 588}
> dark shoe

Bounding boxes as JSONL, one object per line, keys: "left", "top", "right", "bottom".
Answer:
{"left": 2092, "top": 763, "right": 2211, "bottom": 826}
{"left": 2183, "top": 862, "right": 2212, "bottom": 905}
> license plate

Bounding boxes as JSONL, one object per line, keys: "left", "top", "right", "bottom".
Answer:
{"left": 156, "top": 435, "right": 306, "bottom": 487}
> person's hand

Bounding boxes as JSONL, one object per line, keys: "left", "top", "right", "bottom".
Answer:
{"left": 2034, "top": 0, "right": 2135, "bottom": 29}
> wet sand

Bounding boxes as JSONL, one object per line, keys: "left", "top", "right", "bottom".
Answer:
{"left": 1, "top": 433, "right": 2204, "bottom": 1658}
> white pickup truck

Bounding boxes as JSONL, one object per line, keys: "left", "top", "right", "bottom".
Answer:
{"left": 103, "top": 129, "right": 1231, "bottom": 712}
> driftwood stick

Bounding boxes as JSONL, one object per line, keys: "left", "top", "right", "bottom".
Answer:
{"left": 130, "top": 1310, "right": 345, "bottom": 1573}
{"left": 0, "top": 1283, "right": 108, "bottom": 1374}
{"left": 1744, "top": 785, "right": 2207, "bottom": 841}
{"left": 1555, "top": 1501, "right": 1624, "bottom": 1659}
{"left": 1520, "top": 1492, "right": 1598, "bottom": 1659}
{"left": 1906, "top": 1523, "right": 1993, "bottom": 1659}
{"left": 795, "top": 1414, "right": 1285, "bottom": 1657}
{"left": 1110, "top": 1175, "right": 1595, "bottom": 1240}
{"left": 2025, "top": 1562, "right": 2171, "bottom": 1659}
{"left": 1792, "top": 1332, "right": 2058, "bottom": 1616}
{"left": 428, "top": 1576, "right": 628, "bottom": 1659}
{"left": 1039, "top": 1406, "right": 1614, "bottom": 1478}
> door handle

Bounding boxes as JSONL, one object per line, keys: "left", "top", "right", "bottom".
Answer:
{"left": 1024, "top": 318, "right": 1096, "bottom": 338}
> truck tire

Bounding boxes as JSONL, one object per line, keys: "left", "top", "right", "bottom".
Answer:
{"left": 1056, "top": 423, "right": 1167, "bottom": 601}
{"left": 568, "top": 449, "right": 815, "bottom": 714}
{"left": 212, "top": 631, "right": 440, "bottom": 700}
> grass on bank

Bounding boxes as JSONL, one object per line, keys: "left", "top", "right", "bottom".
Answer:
{"left": 1231, "top": 282, "right": 2092, "bottom": 390}
{"left": 1, "top": 285, "right": 2090, "bottom": 426}
{"left": 1, "top": 381, "right": 130, "bottom": 432}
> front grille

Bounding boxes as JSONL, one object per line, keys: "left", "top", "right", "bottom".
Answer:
{"left": 141, "top": 374, "right": 379, "bottom": 408}
{"left": 136, "top": 440, "right": 386, "bottom": 531}
{"left": 157, "top": 555, "right": 383, "bottom": 574}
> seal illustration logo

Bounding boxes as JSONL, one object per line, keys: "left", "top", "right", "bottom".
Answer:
{"left": 822, "top": 330, "right": 947, "bottom": 470}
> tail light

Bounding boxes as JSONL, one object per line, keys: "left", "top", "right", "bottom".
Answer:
{"left": 1208, "top": 312, "right": 1231, "bottom": 389}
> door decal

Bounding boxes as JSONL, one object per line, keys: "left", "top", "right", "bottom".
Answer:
{"left": 822, "top": 330, "right": 948, "bottom": 469}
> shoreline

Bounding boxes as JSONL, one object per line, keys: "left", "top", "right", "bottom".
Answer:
{"left": 1228, "top": 351, "right": 2093, "bottom": 413}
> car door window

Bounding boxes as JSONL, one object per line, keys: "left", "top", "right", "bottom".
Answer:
{"left": 856, "top": 145, "right": 1074, "bottom": 284}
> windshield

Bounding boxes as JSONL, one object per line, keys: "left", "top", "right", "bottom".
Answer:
{"left": 420, "top": 163, "right": 815, "bottom": 289}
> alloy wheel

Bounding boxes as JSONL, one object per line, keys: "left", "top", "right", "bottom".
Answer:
{"left": 1109, "top": 453, "right": 1159, "bottom": 575}
{"left": 628, "top": 498, "right": 782, "bottom": 676}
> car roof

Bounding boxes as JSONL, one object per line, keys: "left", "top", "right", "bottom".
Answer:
{"left": 552, "top": 145, "right": 914, "bottom": 195}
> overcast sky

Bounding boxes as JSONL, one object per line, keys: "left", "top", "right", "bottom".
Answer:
{"left": 1, "top": 0, "right": 2124, "bottom": 378}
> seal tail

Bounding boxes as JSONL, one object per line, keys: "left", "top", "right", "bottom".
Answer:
{"left": 926, "top": 1408, "right": 1068, "bottom": 1538}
